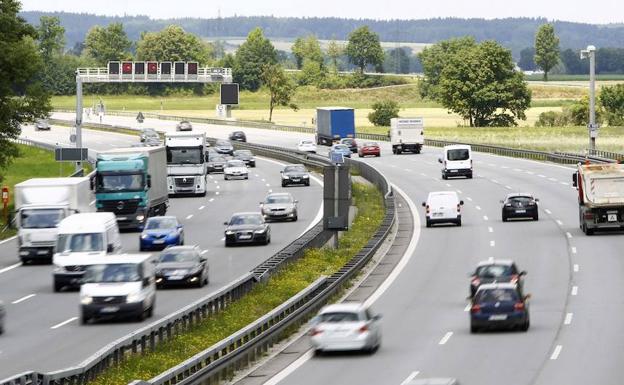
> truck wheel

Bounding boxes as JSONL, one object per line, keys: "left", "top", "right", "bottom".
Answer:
{"left": 426, "top": 219, "right": 431, "bottom": 228}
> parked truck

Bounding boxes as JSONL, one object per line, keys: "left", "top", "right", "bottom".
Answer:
{"left": 391, "top": 117, "right": 424, "bottom": 154}
{"left": 14, "top": 177, "right": 93, "bottom": 263}
{"left": 165, "top": 132, "right": 207, "bottom": 196}
{"left": 95, "top": 146, "right": 168, "bottom": 230}
{"left": 573, "top": 162, "right": 624, "bottom": 235}
{"left": 315, "top": 107, "right": 356, "bottom": 146}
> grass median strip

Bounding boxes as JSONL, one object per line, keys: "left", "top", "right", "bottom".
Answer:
{"left": 90, "top": 182, "right": 384, "bottom": 385}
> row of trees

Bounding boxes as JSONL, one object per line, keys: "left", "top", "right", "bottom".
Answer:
{"left": 520, "top": 46, "right": 624, "bottom": 75}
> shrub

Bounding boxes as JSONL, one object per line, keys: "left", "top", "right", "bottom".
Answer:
{"left": 368, "top": 100, "right": 399, "bottom": 126}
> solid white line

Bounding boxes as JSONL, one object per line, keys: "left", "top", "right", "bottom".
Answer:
{"left": 262, "top": 350, "right": 315, "bottom": 385}
{"left": 0, "top": 262, "right": 22, "bottom": 275}
{"left": 0, "top": 236, "right": 17, "bottom": 246}
{"left": 50, "top": 317, "right": 78, "bottom": 329}
{"left": 400, "top": 371, "right": 420, "bottom": 385}
{"left": 573, "top": 264, "right": 579, "bottom": 272}
{"left": 566, "top": 232, "right": 572, "bottom": 239}
{"left": 186, "top": 214, "right": 193, "bottom": 220}
{"left": 550, "top": 345, "right": 563, "bottom": 360}
{"left": 488, "top": 227, "right": 494, "bottom": 233}
{"left": 571, "top": 247, "right": 577, "bottom": 254}
{"left": 483, "top": 215, "right": 489, "bottom": 221}
{"left": 556, "top": 219, "right": 563, "bottom": 225}
{"left": 475, "top": 206, "right": 482, "bottom": 210}
{"left": 12, "top": 294, "right": 36, "bottom": 304}
{"left": 571, "top": 286, "right": 578, "bottom": 296}
{"left": 545, "top": 209, "right": 552, "bottom": 214}
{"left": 209, "top": 198, "right": 214, "bottom": 202}
{"left": 564, "top": 313, "right": 573, "bottom": 325}
{"left": 439, "top": 332, "right": 453, "bottom": 345}
{"left": 490, "top": 240, "right": 495, "bottom": 247}
{"left": 199, "top": 205, "right": 205, "bottom": 210}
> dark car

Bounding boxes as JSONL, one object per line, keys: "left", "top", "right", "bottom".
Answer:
{"left": 224, "top": 212, "right": 271, "bottom": 246}
{"left": 176, "top": 120, "right": 193, "bottom": 131}
{"left": 260, "top": 192, "right": 298, "bottom": 221}
{"left": 281, "top": 164, "right": 311, "bottom": 187}
{"left": 358, "top": 142, "right": 381, "bottom": 157}
{"left": 340, "top": 138, "right": 358, "bottom": 153}
{"left": 470, "top": 283, "right": 530, "bottom": 333}
{"left": 0, "top": 301, "right": 5, "bottom": 334}
{"left": 140, "top": 128, "right": 159, "bottom": 143}
{"left": 35, "top": 119, "right": 51, "bottom": 131}
{"left": 207, "top": 154, "right": 228, "bottom": 173}
{"left": 233, "top": 149, "right": 256, "bottom": 167}
{"left": 215, "top": 139, "right": 234, "bottom": 155}
{"left": 155, "top": 246, "right": 209, "bottom": 288}
{"left": 229, "top": 131, "right": 247, "bottom": 142}
{"left": 469, "top": 259, "right": 526, "bottom": 297}
{"left": 501, "top": 193, "right": 539, "bottom": 221}
{"left": 140, "top": 216, "right": 184, "bottom": 251}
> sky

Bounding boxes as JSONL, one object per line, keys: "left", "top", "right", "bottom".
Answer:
{"left": 19, "top": 0, "right": 623, "bottom": 24}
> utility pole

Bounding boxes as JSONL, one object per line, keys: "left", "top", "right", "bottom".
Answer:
{"left": 75, "top": 72, "right": 83, "bottom": 173}
{"left": 580, "top": 45, "right": 597, "bottom": 151}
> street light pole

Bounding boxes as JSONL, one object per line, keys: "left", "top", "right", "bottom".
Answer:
{"left": 581, "top": 45, "right": 597, "bottom": 151}
{"left": 75, "top": 72, "right": 83, "bottom": 173}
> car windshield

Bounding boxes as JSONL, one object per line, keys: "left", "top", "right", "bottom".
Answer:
{"left": 447, "top": 149, "right": 470, "bottom": 161}
{"left": 167, "top": 147, "right": 203, "bottom": 164}
{"left": 83, "top": 263, "right": 141, "bottom": 283}
{"left": 476, "top": 264, "right": 515, "bottom": 278}
{"left": 334, "top": 145, "right": 348, "bottom": 150}
{"left": 284, "top": 165, "right": 306, "bottom": 173}
{"left": 363, "top": 142, "right": 377, "bottom": 147}
{"left": 341, "top": 139, "right": 354, "bottom": 144}
{"left": 57, "top": 233, "right": 104, "bottom": 253}
{"left": 319, "top": 312, "right": 360, "bottom": 323}
{"left": 158, "top": 249, "right": 198, "bottom": 263}
{"left": 229, "top": 214, "right": 263, "bottom": 225}
{"left": 145, "top": 217, "right": 177, "bottom": 230}
{"left": 97, "top": 172, "right": 144, "bottom": 192}
{"left": 477, "top": 288, "right": 519, "bottom": 303}
{"left": 226, "top": 160, "right": 245, "bottom": 168}
{"left": 266, "top": 195, "right": 292, "bottom": 204}
{"left": 237, "top": 150, "right": 252, "bottom": 156}
{"left": 20, "top": 208, "right": 64, "bottom": 229}
{"left": 210, "top": 155, "right": 226, "bottom": 163}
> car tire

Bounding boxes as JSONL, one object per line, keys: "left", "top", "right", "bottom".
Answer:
{"left": 265, "top": 235, "right": 271, "bottom": 245}
{"left": 470, "top": 323, "right": 478, "bottom": 334}
{"left": 376, "top": 153, "right": 381, "bottom": 157}
{"left": 147, "top": 302, "right": 154, "bottom": 318}
{"left": 224, "top": 175, "right": 229, "bottom": 180}
{"left": 54, "top": 281, "right": 63, "bottom": 292}
{"left": 314, "top": 349, "right": 323, "bottom": 357}
{"left": 467, "top": 173, "right": 473, "bottom": 179}
{"left": 80, "top": 313, "right": 89, "bottom": 325}
{"left": 521, "top": 319, "right": 530, "bottom": 332}
{"left": 305, "top": 181, "right": 310, "bottom": 186}
{"left": 456, "top": 218, "right": 462, "bottom": 226}
{"left": 426, "top": 218, "right": 431, "bottom": 228}
{"left": 533, "top": 213, "right": 539, "bottom": 221}
{"left": 502, "top": 214, "right": 507, "bottom": 222}
{"left": 292, "top": 215, "right": 298, "bottom": 222}
{"left": 442, "top": 174, "right": 448, "bottom": 180}
{"left": 245, "top": 175, "right": 249, "bottom": 180}
{"left": 282, "top": 182, "right": 287, "bottom": 187}
{"left": 225, "top": 241, "right": 231, "bottom": 247}
{"left": 180, "top": 236, "right": 184, "bottom": 246}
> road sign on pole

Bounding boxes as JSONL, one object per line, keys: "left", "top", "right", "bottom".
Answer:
{"left": 2, "top": 186, "right": 8, "bottom": 226}
{"left": 55, "top": 148, "right": 89, "bottom": 162}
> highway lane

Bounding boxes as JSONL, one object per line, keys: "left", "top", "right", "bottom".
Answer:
{"left": 0, "top": 124, "right": 323, "bottom": 377}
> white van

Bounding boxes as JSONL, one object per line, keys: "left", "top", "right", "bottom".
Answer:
{"left": 79, "top": 254, "right": 156, "bottom": 323}
{"left": 422, "top": 191, "right": 464, "bottom": 227}
{"left": 439, "top": 145, "right": 472, "bottom": 179}
{"left": 52, "top": 212, "right": 122, "bottom": 292}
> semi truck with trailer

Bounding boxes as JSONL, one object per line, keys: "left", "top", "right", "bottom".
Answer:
{"left": 390, "top": 117, "right": 424, "bottom": 154}
{"left": 315, "top": 107, "right": 356, "bottom": 146}
{"left": 95, "top": 146, "right": 168, "bottom": 230}
{"left": 165, "top": 132, "right": 207, "bottom": 196}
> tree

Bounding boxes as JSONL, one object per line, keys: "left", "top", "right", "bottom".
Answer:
{"left": 432, "top": 40, "right": 531, "bottom": 127}
{"left": 345, "top": 26, "right": 384, "bottom": 73}
{"left": 136, "top": 25, "right": 213, "bottom": 64}
{"left": 291, "top": 37, "right": 305, "bottom": 69}
{"left": 517, "top": 47, "right": 536, "bottom": 71}
{"left": 261, "top": 64, "right": 298, "bottom": 122}
{"left": 37, "top": 16, "right": 65, "bottom": 60}
{"left": 327, "top": 39, "right": 343, "bottom": 70}
{"left": 0, "top": 0, "right": 51, "bottom": 182}
{"left": 84, "top": 23, "right": 132, "bottom": 65}
{"left": 291, "top": 35, "right": 323, "bottom": 69}
{"left": 298, "top": 59, "right": 325, "bottom": 86}
{"left": 600, "top": 84, "right": 624, "bottom": 126}
{"left": 560, "top": 48, "right": 587, "bottom": 74}
{"left": 233, "top": 28, "right": 277, "bottom": 91}
{"left": 368, "top": 100, "right": 399, "bottom": 126}
{"left": 534, "top": 24, "right": 560, "bottom": 81}
{"left": 384, "top": 48, "right": 410, "bottom": 74}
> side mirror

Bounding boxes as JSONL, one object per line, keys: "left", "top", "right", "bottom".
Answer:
{"left": 520, "top": 270, "right": 527, "bottom": 276}
{"left": 107, "top": 244, "right": 114, "bottom": 253}
{"left": 199, "top": 257, "right": 207, "bottom": 263}
{"left": 438, "top": 158, "right": 443, "bottom": 163}
{"left": 535, "top": 198, "right": 540, "bottom": 202}
{"left": 372, "top": 314, "right": 382, "bottom": 321}
{"left": 499, "top": 200, "right": 504, "bottom": 204}
{"left": 459, "top": 200, "right": 464, "bottom": 205}
{"left": 223, "top": 221, "right": 229, "bottom": 226}
{"left": 294, "top": 200, "right": 299, "bottom": 203}
{"left": 147, "top": 175, "right": 152, "bottom": 188}
{"left": 572, "top": 173, "right": 578, "bottom": 187}
{"left": 524, "top": 294, "right": 532, "bottom": 300}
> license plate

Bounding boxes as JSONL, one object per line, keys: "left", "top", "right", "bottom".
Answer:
{"left": 489, "top": 314, "right": 507, "bottom": 321}
{"left": 100, "top": 306, "right": 119, "bottom": 313}
{"left": 239, "top": 235, "right": 252, "bottom": 240}
{"left": 37, "top": 250, "right": 48, "bottom": 255}
{"left": 516, "top": 209, "right": 526, "bottom": 213}
{"left": 117, "top": 217, "right": 127, "bottom": 221}
{"left": 450, "top": 170, "right": 458, "bottom": 173}
{"left": 167, "top": 275, "right": 184, "bottom": 280}
{"left": 433, "top": 213, "right": 443, "bottom": 217}
{"left": 153, "top": 239, "right": 165, "bottom": 244}
{"left": 292, "top": 178, "right": 300, "bottom": 182}
{"left": 608, "top": 214, "right": 618, "bottom": 222}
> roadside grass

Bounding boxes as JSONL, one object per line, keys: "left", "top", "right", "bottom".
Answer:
{"left": 90, "top": 182, "right": 384, "bottom": 385}
{"left": 525, "top": 74, "right": 624, "bottom": 81}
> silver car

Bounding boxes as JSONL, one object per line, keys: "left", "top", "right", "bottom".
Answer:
{"left": 309, "top": 303, "right": 382, "bottom": 355}
{"left": 35, "top": 119, "right": 51, "bottom": 131}
{"left": 176, "top": 120, "right": 192, "bottom": 131}
{"left": 260, "top": 192, "right": 298, "bottom": 221}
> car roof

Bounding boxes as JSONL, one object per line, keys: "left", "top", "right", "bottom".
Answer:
{"left": 285, "top": 163, "right": 305, "bottom": 168}
{"left": 505, "top": 193, "right": 534, "bottom": 198}
{"left": 428, "top": 191, "right": 458, "bottom": 198}
{"left": 81, "top": 254, "right": 153, "bottom": 266}
{"left": 444, "top": 144, "right": 471, "bottom": 150}
{"left": 476, "top": 259, "right": 515, "bottom": 267}
{"left": 266, "top": 192, "right": 292, "bottom": 197}
{"left": 147, "top": 216, "right": 177, "bottom": 221}
{"left": 477, "top": 282, "right": 519, "bottom": 291}
{"left": 161, "top": 245, "right": 198, "bottom": 252}
{"left": 232, "top": 211, "right": 263, "bottom": 217}
{"left": 58, "top": 213, "right": 116, "bottom": 233}
{"left": 320, "top": 302, "right": 366, "bottom": 314}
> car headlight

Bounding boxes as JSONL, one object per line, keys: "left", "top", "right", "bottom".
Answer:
{"left": 225, "top": 230, "right": 234, "bottom": 235}
{"left": 303, "top": 175, "right": 309, "bottom": 178}
{"left": 126, "top": 291, "right": 143, "bottom": 303}
{"left": 282, "top": 175, "right": 289, "bottom": 179}
{"left": 136, "top": 215, "right": 145, "bottom": 222}
{"left": 53, "top": 264, "right": 65, "bottom": 272}
{"left": 141, "top": 234, "right": 148, "bottom": 239}
{"left": 80, "top": 295, "right": 93, "bottom": 305}
{"left": 254, "top": 228, "right": 267, "bottom": 234}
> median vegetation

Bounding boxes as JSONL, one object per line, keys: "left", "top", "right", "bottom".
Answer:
{"left": 90, "top": 182, "right": 384, "bottom": 385}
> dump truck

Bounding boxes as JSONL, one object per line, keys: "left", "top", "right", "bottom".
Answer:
{"left": 315, "top": 107, "right": 355, "bottom": 146}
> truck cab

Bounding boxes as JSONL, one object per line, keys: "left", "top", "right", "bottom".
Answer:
{"left": 165, "top": 132, "right": 207, "bottom": 196}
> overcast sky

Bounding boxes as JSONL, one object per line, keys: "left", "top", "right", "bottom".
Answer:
{"left": 19, "top": 0, "right": 623, "bottom": 24}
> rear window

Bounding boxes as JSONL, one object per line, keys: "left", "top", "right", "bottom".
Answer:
{"left": 447, "top": 149, "right": 470, "bottom": 161}
{"left": 319, "top": 312, "right": 361, "bottom": 323}
{"left": 429, "top": 194, "right": 457, "bottom": 205}
{"left": 508, "top": 196, "right": 533, "bottom": 204}
{"left": 476, "top": 288, "right": 519, "bottom": 303}
{"left": 476, "top": 264, "right": 515, "bottom": 278}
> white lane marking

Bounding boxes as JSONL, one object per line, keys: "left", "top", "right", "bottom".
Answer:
{"left": 209, "top": 198, "right": 214, "bottom": 202}
{"left": 475, "top": 206, "right": 482, "bottom": 210}
{"left": 50, "top": 317, "right": 78, "bottom": 329}
{"left": 201, "top": 249, "right": 209, "bottom": 255}
{"left": 405, "top": 169, "right": 412, "bottom": 172}
{"left": 199, "top": 205, "right": 205, "bottom": 210}
{"left": 488, "top": 227, "right": 494, "bottom": 233}
{"left": 90, "top": 200, "right": 96, "bottom": 206}
{"left": 549, "top": 178, "right": 558, "bottom": 182}
{"left": 220, "top": 237, "right": 225, "bottom": 241}
{"left": 456, "top": 189, "right": 462, "bottom": 194}
{"left": 400, "top": 372, "right": 420, "bottom": 385}
{"left": 566, "top": 232, "right": 572, "bottom": 239}
{"left": 208, "top": 175, "right": 214, "bottom": 179}
{"left": 216, "top": 191, "right": 220, "bottom": 195}
{"left": 564, "top": 313, "right": 573, "bottom": 325}
{"left": 445, "top": 183, "right": 451, "bottom": 187}
{"left": 505, "top": 185, "right": 512, "bottom": 190}
{"left": 571, "top": 247, "right": 577, "bottom": 254}
{"left": 491, "top": 179, "right": 499, "bottom": 184}
{"left": 0, "top": 262, "right": 22, "bottom": 275}
{"left": 550, "top": 345, "right": 563, "bottom": 360}
{"left": 439, "top": 332, "right": 453, "bottom": 345}
{"left": 0, "top": 236, "right": 17, "bottom": 246}
{"left": 263, "top": 350, "right": 315, "bottom": 385}
{"left": 255, "top": 174, "right": 260, "bottom": 177}
{"left": 490, "top": 240, "right": 495, "bottom": 247}
{"left": 12, "top": 294, "right": 36, "bottom": 304}
{"left": 216, "top": 185, "right": 221, "bottom": 189}
{"left": 483, "top": 215, "right": 489, "bottom": 221}
{"left": 573, "top": 264, "right": 579, "bottom": 272}
{"left": 527, "top": 171, "right": 535, "bottom": 175}
{"left": 488, "top": 256, "right": 494, "bottom": 262}
{"left": 268, "top": 189, "right": 273, "bottom": 193}
{"left": 186, "top": 214, "right": 193, "bottom": 220}
{"left": 261, "top": 178, "right": 266, "bottom": 182}
{"left": 560, "top": 181, "right": 568, "bottom": 186}
{"left": 545, "top": 209, "right": 552, "bottom": 214}
{"left": 513, "top": 168, "right": 522, "bottom": 172}
{"left": 420, "top": 173, "right": 427, "bottom": 177}
{"left": 501, "top": 166, "right": 509, "bottom": 169}
{"left": 466, "top": 197, "right": 473, "bottom": 202}
{"left": 556, "top": 219, "right": 563, "bottom": 225}
{"left": 266, "top": 183, "right": 271, "bottom": 187}
{"left": 464, "top": 304, "right": 471, "bottom": 312}
{"left": 571, "top": 286, "right": 578, "bottom": 296}
{"left": 538, "top": 174, "right": 546, "bottom": 178}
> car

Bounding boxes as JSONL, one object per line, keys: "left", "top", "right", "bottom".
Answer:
{"left": 281, "top": 164, "right": 310, "bottom": 187}
{"left": 501, "top": 193, "right": 539, "bottom": 221}
{"left": 470, "top": 283, "right": 530, "bottom": 333}
{"left": 358, "top": 142, "right": 381, "bottom": 157}
{"left": 469, "top": 259, "right": 526, "bottom": 297}
{"left": 260, "top": 192, "right": 298, "bottom": 221}
{"left": 155, "top": 246, "right": 209, "bottom": 288}
{"left": 224, "top": 212, "right": 271, "bottom": 246}
{"left": 422, "top": 191, "right": 464, "bottom": 227}
{"left": 35, "top": 119, "right": 51, "bottom": 131}
{"left": 176, "top": 120, "right": 192, "bottom": 131}
{"left": 206, "top": 153, "right": 228, "bottom": 173}
{"left": 233, "top": 149, "right": 256, "bottom": 167}
{"left": 330, "top": 144, "right": 352, "bottom": 158}
{"left": 143, "top": 136, "right": 161, "bottom": 147}
{"left": 140, "top": 216, "right": 184, "bottom": 251}
{"left": 309, "top": 302, "right": 382, "bottom": 355}
{"left": 224, "top": 159, "right": 249, "bottom": 180}
{"left": 340, "top": 138, "right": 358, "bottom": 153}
{"left": 140, "top": 128, "right": 159, "bottom": 143}
{"left": 229, "top": 131, "right": 247, "bottom": 142}
{"left": 215, "top": 139, "right": 234, "bottom": 155}
{"left": 0, "top": 301, "right": 5, "bottom": 334}
{"left": 297, "top": 140, "right": 317, "bottom": 153}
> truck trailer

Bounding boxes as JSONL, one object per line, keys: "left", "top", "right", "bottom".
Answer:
{"left": 165, "top": 132, "right": 207, "bottom": 196}
{"left": 95, "top": 146, "right": 168, "bottom": 230}
{"left": 315, "top": 107, "right": 355, "bottom": 146}
{"left": 391, "top": 117, "right": 424, "bottom": 154}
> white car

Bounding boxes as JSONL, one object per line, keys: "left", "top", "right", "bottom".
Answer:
{"left": 422, "top": 191, "right": 464, "bottom": 227}
{"left": 224, "top": 159, "right": 249, "bottom": 180}
{"left": 309, "top": 303, "right": 382, "bottom": 355}
{"left": 297, "top": 140, "right": 317, "bottom": 153}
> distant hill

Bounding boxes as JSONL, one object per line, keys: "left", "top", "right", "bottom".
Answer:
{"left": 19, "top": 12, "right": 624, "bottom": 57}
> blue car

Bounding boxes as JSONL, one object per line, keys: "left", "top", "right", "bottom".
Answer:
{"left": 329, "top": 144, "right": 352, "bottom": 158}
{"left": 140, "top": 216, "right": 184, "bottom": 251}
{"left": 470, "top": 283, "right": 530, "bottom": 333}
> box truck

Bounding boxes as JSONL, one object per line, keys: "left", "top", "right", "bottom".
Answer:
{"left": 391, "top": 118, "right": 424, "bottom": 154}
{"left": 316, "top": 107, "right": 356, "bottom": 146}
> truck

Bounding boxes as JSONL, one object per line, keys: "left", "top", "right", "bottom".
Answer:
{"left": 14, "top": 177, "right": 93, "bottom": 263}
{"left": 165, "top": 132, "right": 207, "bottom": 196}
{"left": 573, "top": 162, "right": 624, "bottom": 235}
{"left": 315, "top": 107, "right": 355, "bottom": 146}
{"left": 391, "top": 117, "right": 424, "bottom": 154}
{"left": 95, "top": 146, "right": 168, "bottom": 231}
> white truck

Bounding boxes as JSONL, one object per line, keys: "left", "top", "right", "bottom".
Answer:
{"left": 390, "top": 118, "right": 424, "bottom": 154}
{"left": 165, "top": 132, "right": 208, "bottom": 196}
{"left": 14, "top": 177, "right": 93, "bottom": 263}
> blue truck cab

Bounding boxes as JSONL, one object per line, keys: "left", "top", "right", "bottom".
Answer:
{"left": 315, "top": 107, "right": 356, "bottom": 146}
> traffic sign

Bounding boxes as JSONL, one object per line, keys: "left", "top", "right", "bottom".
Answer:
{"left": 55, "top": 148, "right": 88, "bottom": 162}
{"left": 1, "top": 187, "right": 8, "bottom": 204}
{"left": 330, "top": 151, "right": 345, "bottom": 164}
{"left": 588, "top": 123, "right": 600, "bottom": 130}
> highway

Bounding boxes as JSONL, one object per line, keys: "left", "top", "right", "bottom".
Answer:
{"left": 0, "top": 123, "right": 323, "bottom": 377}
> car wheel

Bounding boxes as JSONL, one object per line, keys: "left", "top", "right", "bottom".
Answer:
{"left": 292, "top": 215, "right": 298, "bottom": 222}
{"left": 147, "top": 302, "right": 155, "bottom": 317}
{"left": 467, "top": 173, "right": 473, "bottom": 179}
{"left": 392, "top": 148, "right": 397, "bottom": 155}
{"left": 314, "top": 349, "right": 323, "bottom": 357}
{"left": 470, "top": 322, "right": 478, "bottom": 334}
{"left": 245, "top": 175, "right": 249, "bottom": 180}
{"left": 225, "top": 241, "right": 231, "bottom": 247}
{"left": 442, "top": 174, "right": 448, "bottom": 180}
{"left": 80, "top": 313, "right": 89, "bottom": 325}
{"left": 521, "top": 319, "right": 530, "bottom": 332}
{"left": 533, "top": 213, "right": 539, "bottom": 221}
{"left": 305, "top": 181, "right": 310, "bottom": 186}
{"left": 456, "top": 218, "right": 462, "bottom": 226}
{"left": 426, "top": 218, "right": 431, "bottom": 228}
{"left": 54, "top": 281, "right": 63, "bottom": 292}
{"left": 376, "top": 153, "right": 381, "bottom": 157}
{"left": 281, "top": 182, "right": 287, "bottom": 187}
{"left": 502, "top": 214, "right": 507, "bottom": 222}
{"left": 139, "top": 245, "right": 146, "bottom": 252}
{"left": 224, "top": 175, "right": 229, "bottom": 180}
{"left": 179, "top": 236, "right": 184, "bottom": 246}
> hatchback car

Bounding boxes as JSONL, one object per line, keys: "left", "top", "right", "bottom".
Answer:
{"left": 140, "top": 216, "right": 184, "bottom": 251}
{"left": 224, "top": 212, "right": 270, "bottom": 246}
{"left": 176, "top": 120, "right": 192, "bottom": 131}
{"left": 501, "top": 193, "right": 539, "bottom": 221}
{"left": 309, "top": 303, "right": 382, "bottom": 355}
{"left": 358, "top": 142, "right": 381, "bottom": 157}
{"left": 281, "top": 164, "right": 310, "bottom": 187}
{"left": 206, "top": 154, "right": 228, "bottom": 173}
{"left": 260, "top": 192, "right": 298, "bottom": 221}
{"left": 233, "top": 149, "right": 256, "bottom": 167}
{"left": 423, "top": 191, "right": 464, "bottom": 227}
{"left": 215, "top": 139, "right": 234, "bottom": 155}
{"left": 340, "top": 138, "right": 358, "bottom": 153}
{"left": 297, "top": 140, "right": 317, "bottom": 153}
{"left": 35, "top": 119, "right": 51, "bottom": 131}
{"left": 155, "top": 246, "right": 209, "bottom": 288}
{"left": 224, "top": 160, "right": 249, "bottom": 180}
{"left": 140, "top": 128, "right": 159, "bottom": 143}
{"left": 469, "top": 259, "right": 526, "bottom": 297}
{"left": 470, "top": 283, "right": 530, "bottom": 333}
{"left": 229, "top": 131, "right": 247, "bottom": 142}
{"left": 330, "top": 144, "right": 352, "bottom": 158}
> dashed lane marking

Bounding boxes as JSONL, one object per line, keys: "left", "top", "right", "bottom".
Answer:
{"left": 51, "top": 317, "right": 78, "bottom": 330}
{"left": 439, "top": 332, "right": 453, "bottom": 345}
